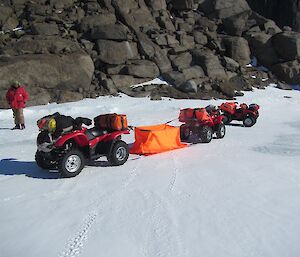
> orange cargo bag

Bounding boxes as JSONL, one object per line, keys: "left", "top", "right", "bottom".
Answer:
{"left": 194, "top": 108, "right": 211, "bottom": 122}
{"left": 220, "top": 102, "right": 236, "bottom": 115}
{"left": 179, "top": 108, "right": 195, "bottom": 122}
{"left": 94, "top": 113, "right": 128, "bottom": 131}
{"left": 130, "top": 124, "right": 187, "bottom": 155}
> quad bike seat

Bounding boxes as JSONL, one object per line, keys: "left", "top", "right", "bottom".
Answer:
{"left": 85, "top": 127, "right": 108, "bottom": 140}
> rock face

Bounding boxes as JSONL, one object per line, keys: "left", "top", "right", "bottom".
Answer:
{"left": 0, "top": 53, "right": 94, "bottom": 108}
{"left": 0, "top": 0, "right": 299, "bottom": 108}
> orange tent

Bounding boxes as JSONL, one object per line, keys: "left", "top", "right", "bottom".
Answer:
{"left": 130, "top": 124, "right": 187, "bottom": 155}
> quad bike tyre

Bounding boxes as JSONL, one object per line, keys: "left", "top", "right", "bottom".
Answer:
{"left": 35, "top": 151, "right": 56, "bottom": 170}
{"left": 58, "top": 149, "right": 85, "bottom": 178}
{"left": 222, "top": 114, "right": 232, "bottom": 125}
{"left": 215, "top": 123, "right": 226, "bottom": 139}
{"left": 108, "top": 140, "right": 129, "bottom": 166}
{"left": 199, "top": 126, "right": 213, "bottom": 143}
{"left": 243, "top": 116, "right": 256, "bottom": 127}
{"left": 180, "top": 125, "right": 190, "bottom": 141}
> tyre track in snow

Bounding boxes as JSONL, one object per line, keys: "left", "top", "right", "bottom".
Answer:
{"left": 140, "top": 191, "right": 185, "bottom": 257}
{"left": 59, "top": 162, "right": 141, "bottom": 257}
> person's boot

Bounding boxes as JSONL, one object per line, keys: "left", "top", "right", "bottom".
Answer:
{"left": 11, "top": 124, "right": 20, "bottom": 130}
{"left": 21, "top": 124, "right": 25, "bottom": 130}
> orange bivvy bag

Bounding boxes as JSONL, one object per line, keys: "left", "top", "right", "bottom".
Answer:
{"left": 179, "top": 108, "right": 195, "bottom": 122}
{"left": 130, "top": 124, "right": 187, "bottom": 155}
{"left": 194, "top": 108, "right": 211, "bottom": 121}
{"left": 220, "top": 102, "right": 237, "bottom": 115}
{"left": 94, "top": 113, "right": 128, "bottom": 131}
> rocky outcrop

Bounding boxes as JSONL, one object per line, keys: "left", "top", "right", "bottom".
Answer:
{"left": 0, "top": 0, "right": 298, "bottom": 108}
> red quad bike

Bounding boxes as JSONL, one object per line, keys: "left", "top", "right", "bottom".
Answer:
{"left": 35, "top": 114, "right": 130, "bottom": 178}
{"left": 179, "top": 106, "right": 226, "bottom": 143}
{"left": 219, "top": 102, "right": 260, "bottom": 127}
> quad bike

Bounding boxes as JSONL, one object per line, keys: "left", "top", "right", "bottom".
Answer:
{"left": 35, "top": 114, "right": 130, "bottom": 178}
{"left": 219, "top": 102, "right": 260, "bottom": 127}
{"left": 179, "top": 107, "right": 225, "bottom": 143}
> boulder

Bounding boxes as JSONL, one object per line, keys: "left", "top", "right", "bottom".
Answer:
{"left": 178, "top": 79, "right": 198, "bottom": 93}
{"left": 31, "top": 22, "right": 60, "bottom": 36}
{"left": 157, "top": 10, "right": 176, "bottom": 31}
{"left": 171, "top": 0, "right": 195, "bottom": 10}
{"left": 110, "top": 74, "right": 149, "bottom": 93}
{"left": 161, "top": 71, "right": 186, "bottom": 88}
{"left": 144, "top": 0, "right": 167, "bottom": 11}
{"left": 192, "top": 49, "right": 227, "bottom": 80}
{"left": 96, "top": 40, "right": 139, "bottom": 65}
{"left": 90, "top": 24, "right": 130, "bottom": 41}
{"left": 0, "top": 6, "right": 13, "bottom": 28}
{"left": 271, "top": 60, "right": 300, "bottom": 84}
{"left": 137, "top": 32, "right": 172, "bottom": 73}
{"left": 0, "top": 53, "right": 94, "bottom": 92}
{"left": 57, "top": 91, "right": 84, "bottom": 104}
{"left": 272, "top": 31, "right": 300, "bottom": 61}
{"left": 246, "top": 32, "right": 279, "bottom": 66}
{"left": 170, "top": 52, "right": 193, "bottom": 71}
{"left": 213, "top": 0, "right": 251, "bottom": 19}
{"left": 194, "top": 31, "right": 208, "bottom": 45}
{"left": 124, "top": 60, "right": 160, "bottom": 78}
{"left": 1, "top": 36, "right": 82, "bottom": 55}
{"left": 80, "top": 13, "right": 117, "bottom": 33}
{"left": 182, "top": 66, "right": 205, "bottom": 80}
{"left": 222, "top": 56, "right": 240, "bottom": 72}
{"left": 223, "top": 36, "right": 251, "bottom": 65}
{"left": 222, "top": 11, "right": 249, "bottom": 36}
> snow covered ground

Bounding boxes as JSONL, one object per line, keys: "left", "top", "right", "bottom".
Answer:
{"left": 0, "top": 86, "right": 300, "bottom": 257}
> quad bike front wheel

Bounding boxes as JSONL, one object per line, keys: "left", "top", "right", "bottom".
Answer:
{"left": 35, "top": 151, "right": 57, "bottom": 170}
{"left": 243, "top": 116, "right": 256, "bottom": 127}
{"left": 108, "top": 140, "right": 129, "bottom": 166}
{"left": 215, "top": 123, "right": 226, "bottom": 139}
{"left": 199, "top": 126, "right": 213, "bottom": 143}
{"left": 58, "top": 149, "right": 85, "bottom": 178}
{"left": 180, "top": 125, "right": 190, "bottom": 141}
{"left": 222, "top": 114, "right": 232, "bottom": 125}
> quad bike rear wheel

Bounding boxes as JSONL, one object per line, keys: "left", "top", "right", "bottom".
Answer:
{"left": 243, "top": 116, "right": 256, "bottom": 127}
{"left": 215, "top": 123, "right": 226, "bottom": 139}
{"left": 199, "top": 126, "right": 213, "bottom": 143}
{"left": 108, "top": 140, "right": 129, "bottom": 166}
{"left": 58, "top": 149, "right": 85, "bottom": 178}
{"left": 180, "top": 125, "right": 190, "bottom": 141}
{"left": 35, "top": 151, "right": 56, "bottom": 170}
{"left": 222, "top": 114, "right": 232, "bottom": 125}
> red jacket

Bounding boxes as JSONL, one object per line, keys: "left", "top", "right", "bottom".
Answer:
{"left": 6, "top": 86, "right": 29, "bottom": 109}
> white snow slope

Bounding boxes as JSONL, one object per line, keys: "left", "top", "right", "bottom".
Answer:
{"left": 0, "top": 86, "right": 300, "bottom": 257}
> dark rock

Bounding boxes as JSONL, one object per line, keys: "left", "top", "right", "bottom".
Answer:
{"left": 276, "top": 81, "right": 293, "bottom": 90}
{"left": 222, "top": 11, "right": 249, "bottom": 36}
{"left": 145, "top": 0, "right": 167, "bottom": 11}
{"left": 161, "top": 71, "right": 186, "bottom": 88}
{"left": 110, "top": 74, "right": 149, "bottom": 93}
{"left": 157, "top": 10, "right": 176, "bottom": 31}
{"left": 124, "top": 60, "right": 160, "bottom": 78}
{"left": 178, "top": 79, "right": 198, "bottom": 93}
{"left": 171, "top": 0, "right": 196, "bottom": 10}
{"left": 219, "top": 80, "right": 236, "bottom": 98}
{"left": 194, "top": 31, "right": 208, "bottom": 45}
{"left": 96, "top": 40, "right": 139, "bottom": 65}
{"left": 271, "top": 60, "right": 300, "bottom": 84}
{"left": 223, "top": 36, "right": 251, "bottom": 65}
{"left": 57, "top": 90, "right": 83, "bottom": 104}
{"left": 136, "top": 32, "right": 172, "bottom": 73}
{"left": 80, "top": 13, "right": 117, "bottom": 33}
{"left": 31, "top": 22, "right": 60, "bottom": 36}
{"left": 1, "top": 36, "right": 82, "bottom": 55}
{"left": 195, "top": 16, "right": 218, "bottom": 32}
{"left": 0, "top": 53, "right": 94, "bottom": 92}
{"left": 182, "top": 66, "right": 205, "bottom": 80}
{"left": 213, "top": 0, "right": 251, "bottom": 19}
{"left": 191, "top": 49, "right": 227, "bottom": 80}
{"left": 90, "top": 24, "right": 130, "bottom": 41}
{"left": 222, "top": 56, "right": 240, "bottom": 72}
{"left": 246, "top": 32, "right": 279, "bottom": 66}
{"left": 0, "top": 6, "right": 13, "bottom": 28}
{"left": 169, "top": 52, "right": 192, "bottom": 71}
{"left": 26, "top": 87, "right": 51, "bottom": 107}
{"left": 272, "top": 31, "right": 300, "bottom": 61}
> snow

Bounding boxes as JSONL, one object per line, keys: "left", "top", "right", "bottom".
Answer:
{"left": 1, "top": 87, "right": 300, "bottom": 257}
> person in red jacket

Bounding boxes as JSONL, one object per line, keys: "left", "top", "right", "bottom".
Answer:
{"left": 6, "top": 81, "right": 29, "bottom": 130}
